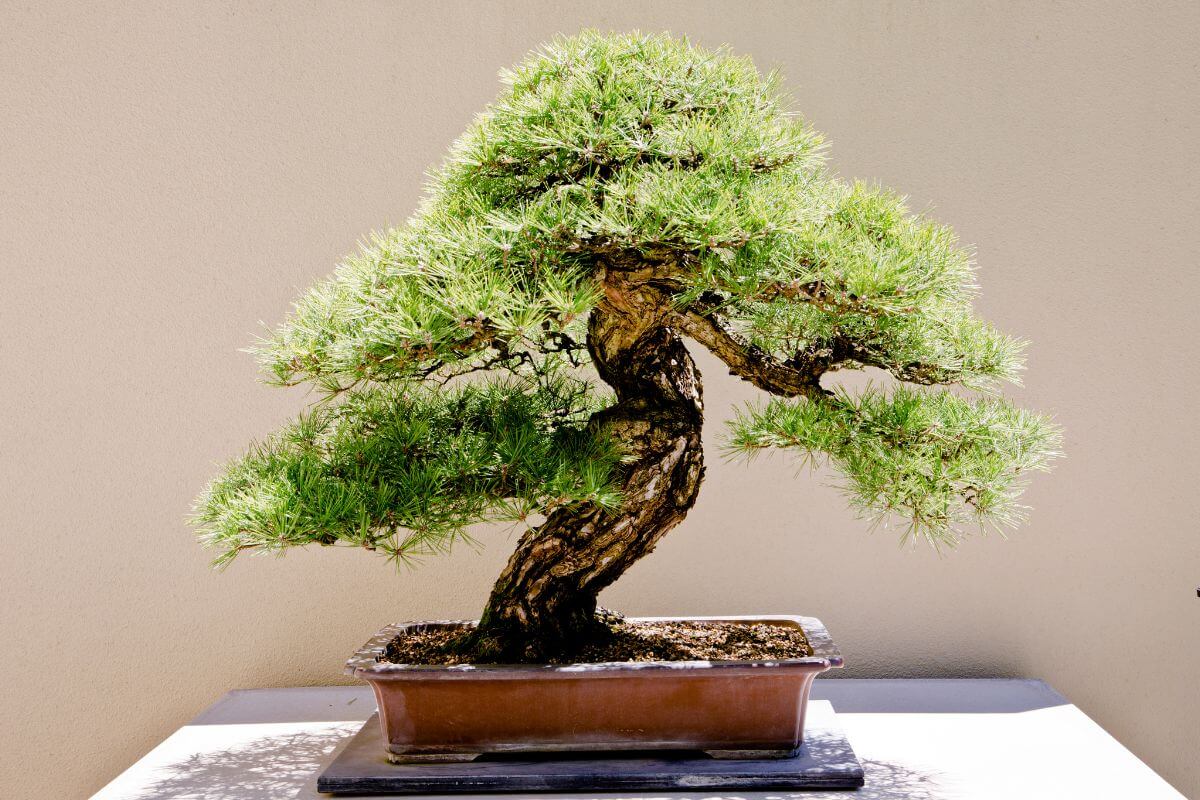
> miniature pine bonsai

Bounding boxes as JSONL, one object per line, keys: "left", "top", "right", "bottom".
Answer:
{"left": 193, "top": 32, "right": 1060, "bottom": 661}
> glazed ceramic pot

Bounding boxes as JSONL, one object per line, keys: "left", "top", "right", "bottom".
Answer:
{"left": 345, "top": 614, "right": 842, "bottom": 763}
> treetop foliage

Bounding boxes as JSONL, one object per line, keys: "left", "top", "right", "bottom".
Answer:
{"left": 195, "top": 31, "right": 1059, "bottom": 566}
{"left": 259, "top": 31, "right": 1017, "bottom": 392}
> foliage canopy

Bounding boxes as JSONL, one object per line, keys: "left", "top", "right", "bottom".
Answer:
{"left": 194, "top": 31, "right": 1059, "bottom": 568}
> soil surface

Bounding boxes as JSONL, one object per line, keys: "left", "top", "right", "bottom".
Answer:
{"left": 380, "top": 619, "right": 813, "bottom": 665}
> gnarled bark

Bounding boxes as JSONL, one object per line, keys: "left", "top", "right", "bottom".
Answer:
{"left": 462, "top": 264, "right": 705, "bottom": 661}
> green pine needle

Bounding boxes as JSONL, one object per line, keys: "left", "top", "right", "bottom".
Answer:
{"left": 727, "top": 386, "right": 1062, "bottom": 547}
{"left": 192, "top": 377, "right": 621, "bottom": 567}
{"left": 195, "top": 31, "right": 1060, "bottom": 565}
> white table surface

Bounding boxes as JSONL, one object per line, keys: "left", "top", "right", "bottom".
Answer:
{"left": 91, "top": 679, "right": 1185, "bottom": 799}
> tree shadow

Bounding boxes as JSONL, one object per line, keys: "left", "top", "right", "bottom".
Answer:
{"left": 757, "top": 758, "right": 945, "bottom": 799}
{"left": 130, "top": 727, "right": 352, "bottom": 800}
{"left": 126, "top": 726, "right": 941, "bottom": 800}
{"left": 853, "top": 758, "right": 944, "bottom": 799}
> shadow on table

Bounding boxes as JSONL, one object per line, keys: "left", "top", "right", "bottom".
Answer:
{"left": 129, "top": 728, "right": 945, "bottom": 800}
{"left": 131, "top": 728, "right": 349, "bottom": 800}
{"left": 803, "top": 759, "right": 945, "bottom": 799}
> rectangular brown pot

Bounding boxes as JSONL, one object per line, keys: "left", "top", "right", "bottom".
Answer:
{"left": 345, "top": 614, "right": 842, "bottom": 762}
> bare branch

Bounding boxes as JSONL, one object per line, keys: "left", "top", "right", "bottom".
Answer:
{"left": 672, "top": 304, "right": 823, "bottom": 398}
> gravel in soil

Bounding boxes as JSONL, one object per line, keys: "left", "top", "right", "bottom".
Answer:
{"left": 380, "top": 619, "right": 813, "bottom": 665}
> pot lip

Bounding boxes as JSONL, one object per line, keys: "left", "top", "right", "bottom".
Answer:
{"left": 346, "top": 614, "right": 843, "bottom": 677}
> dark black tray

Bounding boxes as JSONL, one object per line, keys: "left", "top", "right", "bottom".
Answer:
{"left": 317, "top": 704, "right": 864, "bottom": 795}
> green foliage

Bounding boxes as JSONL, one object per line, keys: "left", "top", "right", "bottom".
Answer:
{"left": 195, "top": 30, "right": 1058, "bottom": 565}
{"left": 257, "top": 33, "right": 1015, "bottom": 393}
{"left": 193, "top": 377, "right": 621, "bottom": 566}
{"left": 728, "top": 387, "right": 1061, "bottom": 546}
{"left": 704, "top": 182, "right": 1027, "bottom": 389}
{"left": 255, "top": 30, "right": 826, "bottom": 389}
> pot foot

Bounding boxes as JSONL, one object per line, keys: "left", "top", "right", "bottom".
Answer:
{"left": 705, "top": 747, "right": 802, "bottom": 760}
{"left": 387, "top": 751, "right": 480, "bottom": 764}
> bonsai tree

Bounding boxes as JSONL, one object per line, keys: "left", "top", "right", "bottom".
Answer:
{"left": 194, "top": 32, "right": 1059, "bottom": 661}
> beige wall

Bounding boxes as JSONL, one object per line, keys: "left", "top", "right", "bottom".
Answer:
{"left": 3, "top": 1, "right": 1198, "bottom": 796}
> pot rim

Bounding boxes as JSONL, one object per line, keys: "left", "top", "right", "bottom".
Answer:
{"left": 346, "top": 614, "right": 842, "bottom": 677}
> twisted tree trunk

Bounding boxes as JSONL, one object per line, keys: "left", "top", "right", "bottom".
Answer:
{"left": 463, "top": 265, "right": 705, "bottom": 661}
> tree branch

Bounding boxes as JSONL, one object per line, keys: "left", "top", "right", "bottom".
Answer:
{"left": 677, "top": 291, "right": 964, "bottom": 392}
{"left": 672, "top": 303, "right": 823, "bottom": 398}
